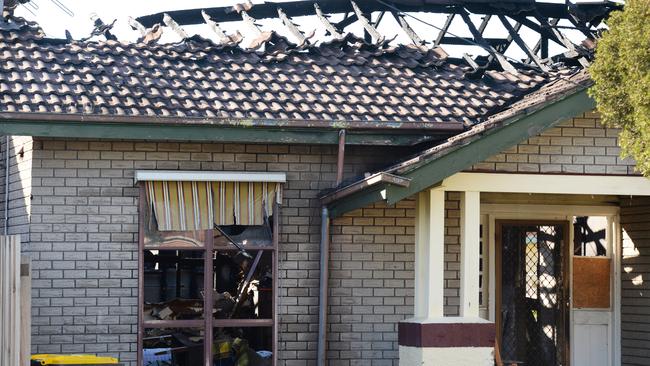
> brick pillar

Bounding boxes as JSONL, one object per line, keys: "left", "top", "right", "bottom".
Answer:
{"left": 399, "top": 190, "right": 494, "bottom": 366}
{"left": 398, "top": 318, "right": 495, "bottom": 366}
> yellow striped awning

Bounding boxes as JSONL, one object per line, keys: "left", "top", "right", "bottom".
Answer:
{"left": 146, "top": 180, "right": 281, "bottom": 231}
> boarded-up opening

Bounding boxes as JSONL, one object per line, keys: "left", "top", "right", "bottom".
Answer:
{"left": 572, "top": 257, "right": 610, "bottom": 309}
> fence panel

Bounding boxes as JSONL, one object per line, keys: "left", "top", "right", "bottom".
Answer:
{"left": 1, "top": 235, "right": 21, "bottom": 366}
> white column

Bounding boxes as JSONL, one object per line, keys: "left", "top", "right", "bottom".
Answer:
{"left": 460, "top": 191, "right": 481, "bottom": 318}
{"left": 414, "top": 189, "right": 446, "bottom": 319}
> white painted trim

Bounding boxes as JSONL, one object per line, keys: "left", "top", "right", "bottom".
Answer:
{"left": 429, "top": 189, "right": 446, "bottom": 318}
{"left": 134, "top": 170, "right": 287, "bottom": 183}
{"left": 414, "top": 191, "right": 429, "bottom": 318}
{"left": 442, "top": 172, "right": 650, "bottom": 196}
{"left": 483, "top": 203, "right": 621, "bottom": 366}
{"left": 612, "top": 215, "right": 622, "bottom": 366}
{"left": 460, "top": 191, "right": 481, "bottom": 317}
{"left": 482, "top": 204, "right": 619, "bottom": 216}
{"left": 487, "top": 214, "right": 496, "bottom": 322}
{"left": 414, "top": 190, "right": 446, "bottom": 318}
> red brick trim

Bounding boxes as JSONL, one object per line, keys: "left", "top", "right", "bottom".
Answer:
{"left": 398, "top": 321, "right": 495, "bottom": 348}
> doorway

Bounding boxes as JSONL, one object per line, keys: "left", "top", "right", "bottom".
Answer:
{"left": 496, "top": 221, "right": 570, "bottom": 366}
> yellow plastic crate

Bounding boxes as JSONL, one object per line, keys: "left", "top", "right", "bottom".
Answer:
{"left": 31, "top": 354, "right": 121, "bottom": 366}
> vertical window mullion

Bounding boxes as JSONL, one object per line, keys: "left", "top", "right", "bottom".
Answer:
{"left": 204, "top": 229, "right": 214, "bottom": 366}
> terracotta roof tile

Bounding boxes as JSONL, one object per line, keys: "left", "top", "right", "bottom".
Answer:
{"left": 0, "top": 18, "right": 562, "bottom": 127}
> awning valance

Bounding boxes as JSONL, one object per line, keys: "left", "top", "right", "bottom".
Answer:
{"left": 145, "top": 180, "right": 281, "bottom": 231}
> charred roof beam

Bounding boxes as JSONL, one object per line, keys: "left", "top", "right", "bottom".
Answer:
{"left": 136, "top": 0, "right": 619, "bottom": 28}
{"left": 459, "top": 9, "right": 517, "bottom": 74}
{"left": 391, "top": 11, "right": 425, "bottom": 47}
{"left": 351, "top": 1, "right": 385, "bottom": 44}
{"left": 314, "top": 3, "right": 343, "bottom": 39}
{"left": 278, "top": 7, "right": 314, "bottom": 46}
{"left": 498, "top": 15, "right": 549, "bottom": 72}
{"left": 433, "top": 13, "right": 454, "bottom": 47}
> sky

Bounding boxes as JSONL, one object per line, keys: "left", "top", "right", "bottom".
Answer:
{"left": 13, "top": 0, "right": 598, "bottom": 61}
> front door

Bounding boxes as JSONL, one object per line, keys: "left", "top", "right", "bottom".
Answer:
{"left": 497, "top": 221, "right": 570, "bottom": 366}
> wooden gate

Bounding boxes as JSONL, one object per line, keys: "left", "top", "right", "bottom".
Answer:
{"left": 0, "top": 235, "right": 30, "bottom": 366}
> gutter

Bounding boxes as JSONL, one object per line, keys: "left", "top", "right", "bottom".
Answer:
{"left": 0, "top": 111, "right": 465, "bottom": 132}
{"left": 320, "top": 172, "right": 411, "bottom": 206}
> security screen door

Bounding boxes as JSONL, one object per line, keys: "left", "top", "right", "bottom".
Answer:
{"left": 497, "top": 221, "right": 569, "bottom": 366}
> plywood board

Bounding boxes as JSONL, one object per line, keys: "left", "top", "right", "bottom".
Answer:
{"left": 573, "top": 257, "right": 611, "bottom": 309}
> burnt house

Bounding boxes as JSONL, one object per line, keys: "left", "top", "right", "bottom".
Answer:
{"left": 1, "top": 1, "right": 650, "bottom": 366}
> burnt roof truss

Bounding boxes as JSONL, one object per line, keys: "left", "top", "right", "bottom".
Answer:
{"left": 135, "top": 0, "right": 620, "bottom": 73}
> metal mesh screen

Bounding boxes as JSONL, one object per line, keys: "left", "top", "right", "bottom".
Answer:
{"left": 500, "top": 223, "right": 566, "bottom": 366}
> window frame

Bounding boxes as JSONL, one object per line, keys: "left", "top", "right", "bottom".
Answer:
{"left": 137, "top": 182, "right": 280, "bottom": 366}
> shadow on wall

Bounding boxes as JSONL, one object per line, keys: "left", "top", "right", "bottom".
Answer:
{"left": 619, "top": 196, "right": 650, "bottom": 365}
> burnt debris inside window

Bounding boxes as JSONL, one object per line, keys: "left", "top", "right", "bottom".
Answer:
{"left": 139, "top": 182, "right": 279, "bottom": 366}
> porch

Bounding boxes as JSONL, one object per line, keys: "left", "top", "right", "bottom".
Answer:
{"left": 400, "top": 172, "right": 650, "bottom": 366}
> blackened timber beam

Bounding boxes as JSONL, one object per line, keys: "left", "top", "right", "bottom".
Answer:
{"left": 510, "top": 15, "right": 564, "bottom": 47}
{"left": 459, "top": 9, "right": 516, "bottom": 74}
{"left": 391, "top": 11, "right": 424, "bottom": 46}
{"left": 278, "top": 8, "right": 311, "bottom": 46}
{"left": 314, "top": 4, "right": 343, "bottom": 39}
{"left": 136, "top": 0, "right": 615, "bottom": 28}
{"left": 534, "top": 16, "right": 590, "bottom": 67}
{"left": 462, "top": 53, "right": 479, "bottom": 71}
{"left": 567, "top": 17, "right": 597, "bottom": 40}
{"left": 375, "top": 10, "right": 386, "bottom": 28}
{"left": 434, "top": 13, "right": 454, "bottom": 47}
{"left": 337, "top": 13, "right": 358, "bottom": 30}
{"left": 201, "top": 10, "right": 230, "bottom": 45}
{"left": 498, "top": 15, "right": 549, "bottom": 72}
{"left": 477, "top": 14, "right": 491, "bottom": 34}
{"left": 495, "top": 21, "right": 521, "bottom": 53}
{"left": 351, "top": 1, "right": 384, "bottom": 43}
{"left": 440, "top": 37, "right": 509, "bottom": 47}
{"left": 541, "top": 35, "right": 549, "bottom": 59}
{"left": 528, "top": 18, "right": 557, "bottom": 63}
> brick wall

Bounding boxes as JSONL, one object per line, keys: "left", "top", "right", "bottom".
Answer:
{"left": 471, "top": 112, "right": 638, "bottom": 175}
{"left": 27, "top": 139, "right": 408, "bottom": 365}
{"left": 20, "top": 111, "right": 643, "bottom": 365}
{"left": 328, "top": 201, "right": 415, "bottom": 366}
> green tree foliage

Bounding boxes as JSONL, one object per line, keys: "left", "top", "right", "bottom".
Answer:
{"left": 589, "top": 0, "right": 650, "bottom": 175}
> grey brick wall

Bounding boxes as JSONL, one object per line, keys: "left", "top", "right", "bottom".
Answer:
{"left": 471, "top": 112, "right": 638, "bottom": 175}
{"left": 27, "top": 140, "right": 406, "bottom": 365}
{"left": 328, "top": 201, "right": 415, "bottom": 366}
{"left": 19, "top": 111, "right": 644, "bottom": 365}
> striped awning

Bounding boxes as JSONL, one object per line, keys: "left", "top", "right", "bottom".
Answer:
{"left": 146, "top": 180, "right": 281, "bottom": 231}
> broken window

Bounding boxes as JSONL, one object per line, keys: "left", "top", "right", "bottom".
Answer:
{"left": 573, "top": 216, "right": 608, "bottom": 257}
{"left": 138, "top": 177, "right": 281, "bottom": 366}
{"left": 572, "top": 216, "right": 611, "bottom": 309}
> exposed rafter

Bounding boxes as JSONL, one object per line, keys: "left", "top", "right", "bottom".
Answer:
{"left": 278, "top": 8, "right": 314, "bottom": 46}
{"left": 351, "top": 1, "right": 384, "bottom": 44}
{"left": 434, "top": 13, "right": 455, "bottom": 47}
{"left": 314, "top": 3, "right": 343, "bottom": 39}
{"left": 391, "top": 11, "right": 424, "bottom": 47}
{"left": 459, "top": 9, "right": 516, "bottom": 73}
{"left": 140, "top": 0, "right": 619, "bottom": 73}
{"left": 498, "top": 15, "right": 549, "bottom": 72}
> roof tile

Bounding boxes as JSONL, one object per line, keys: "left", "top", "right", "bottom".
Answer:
{"left": 0, "top": 18, "right": 569, "bottom": 127}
